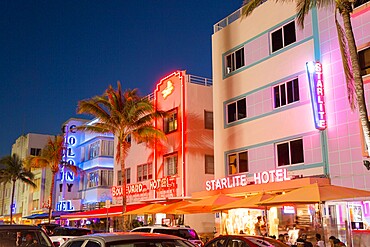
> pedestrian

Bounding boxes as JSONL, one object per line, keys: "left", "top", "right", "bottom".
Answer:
{"left": 315, "top": 233, "right": 324, "bottom": 247}
{"left": 296, "top": 233, "right": 313, "bottom": 247}
{"left": 278, "top": 234, "right": 285, "bottom": 242}
{"left": 329, "top": 236, "right": 346, "bottom": 247}
{"left": 254, "top": 216, "right": 263, "bottom": 236}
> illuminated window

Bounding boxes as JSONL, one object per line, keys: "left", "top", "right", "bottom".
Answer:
{"left": 359, "top": 47, "right": 370, "bottom": 76}
{"left": 273, "top": 78, "right": 299, "bottom": 108}
{"left": 30, "top": 148, "right": 41, "bottom": 156}
{"left": 137, "top": 163, "right": 153, "bottom": 182}
{"left": 225, "top": 47, "right": 245, "bottom": 74}
{"left": 276, "top": 138, "right": 304, "bottom": 166}
{"left": 165, "top": 154, "right": 178, "bottom": 176}
{"left": 204, "top": 111, "right": 214, "bottom": 130}
{"left": 88, "top": 141, "right": 100, "bottom": 160}
{"left": 32, "top": 199, "right": 39, "bottom": 210}
{"left": 271, "top": 21, "right": 296, "bottom": 53}
{"left": 87, "top": 171, "right": 99, "bottom": 188}
{"left": 227, "top": 98, "right": 247, "bottom": 123}
{"left": 227, "top": 151, "right": 248, "bottom": 175}
{"left": 354, "top": 0, "right": 370, "bottom": 8}
{"left": 164, "top": 109, "right": 178, "bottom": 133}
{"left": 101, "top": 140, "right": 114, "bottom": 157}
{"left": 205, "top": 155, "right": 214, "bottom": 174}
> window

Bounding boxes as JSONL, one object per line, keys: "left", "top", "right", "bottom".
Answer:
{"left": 87, "top": 171, "right": 99, "bottom": 188}
{"left": 88, "top": 141, "right": 100, "bottom": 160}
{"left": 100, "top": 170, "right": 113, "bottom": 186}
{"left": 271, "top": 21, "right": 296, "bottom": 52}
{"left": 205, "top": 155, "right": 214, "bottom": 174}
{"left": 359, "top": 47, "right": 370, "bottom": 76}
{"left": 137, "top": 164, "right": 152, "bottom": 182}
{"left": 274, "top": 78, "right": 299, "bottom": 108}
{"left": 101, "top": 140, "right": 114, "bottom": 157}
{"left": 227, "top": 98, "right": 247, "bottom": 123}
{"left": 30, "top": 148, "right": 41, "bottom": 156}
{"left": 354, "top": 0, "right": 370, "bottom": 8}
{"left": 225, "top": 47, "right": 245, "bottom": 74}
{"left": 164, "top": 110, "right": 178, "bottom": 133}
{"left": 205, "top": 111, "right": 214, "bottom": 130}
{"left": 165, "top": 154, "right": 178, "bottom": 176}
{"left": 32, "top": 199, "right": 39, "bottom": 210}
{"left": 228, "top": 151, "right": 248, "bottom": 175}
{"left": 118, "top": 168, "right": 131, "bottom": 185}
{"left": 277, "top": 138, "right": 304, "bottom": 166}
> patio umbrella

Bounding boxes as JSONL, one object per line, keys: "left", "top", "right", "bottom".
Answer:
{"left": 148, "top": 200, "right": 192, "bottom": 214}
{"left": 178, "top": 193, "right": 241, "bottom": 213}
{"left": 259, "top": 183, "right": 370, "bottom": 206}
{"left": 123, "top": 203, "right": 164, "bottom": 215}
{"left": 213, "top": 193, "right": 274, "bottom": 211}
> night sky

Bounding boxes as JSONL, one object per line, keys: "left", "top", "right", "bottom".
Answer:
{"left": 0, "top": 0, "right": 242, "bottom": 156}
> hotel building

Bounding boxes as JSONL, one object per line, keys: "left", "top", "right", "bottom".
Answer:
{"left": 211, "top": 1, "right": 370, "bottom": 244}
{"left": 0, "top": 133, "right": 53, "bottom": 223}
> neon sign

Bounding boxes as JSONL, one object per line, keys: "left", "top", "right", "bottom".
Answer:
{"left": 111, "top": 183, "right": 148, "bottom": 197}
{"left": 56, "top": 200, "right": 75, "bottom": 211}
{"left": 149, "top": 176, "right": 177, "bottom": 191}
{"left": 205, "top": 169, "right": 290, "bottom": 191}
{"left": 306, "top": 61, "right": 326, "bottom": 130}
{"left": 161, "top": 80, "right": 174, "bottom": 99}
{"left": 60, "top": 171, "right": 75, "bottom": 182}
{"left": 254, "top": 168, "right": 290, "bottom": 184}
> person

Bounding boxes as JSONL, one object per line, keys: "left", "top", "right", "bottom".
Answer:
{"left": 278, "top": 234, "right": 285, "bottom": 242}
{"left": 21, "top": 233, "right": 38, "bottom": 247}
{"left": 296, "top": 233, "right": 313, "bottom": 247}
{"left": 329, "top": 236, "right": 346, "bottom": 247}
{"left": 254, "top": 216, "right": 263, "bottom": 236}
{"left": 284, "top": 233, "right": 292, "bottom": 246}
{"left": 315, "top": 233, "right": 325, "bottom": 247}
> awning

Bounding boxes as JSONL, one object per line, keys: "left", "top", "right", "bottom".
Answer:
{"left": 60, "top": 204, "right": 145, "bottom": 219}
{"left": 24, "top": 211, "right": 69, "bottom": 219}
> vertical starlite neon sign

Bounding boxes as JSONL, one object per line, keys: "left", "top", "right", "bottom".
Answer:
{"left": 306, "top": 61, "right": 326, "bottom": 130}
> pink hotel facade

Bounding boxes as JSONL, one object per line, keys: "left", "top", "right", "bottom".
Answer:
{"left": 211, "top": 0, "right": 370, "bottom": 244}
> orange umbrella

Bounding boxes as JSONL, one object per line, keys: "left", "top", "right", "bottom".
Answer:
{"left": 178, "top": 194, "right": 241, "bottom": 213}
{"left": 259, "top": 183, "right": 370, "bottom": 205}
{"left": 149, "top": 201, "right": 192, "bottom": 214}
{"left": 213, "top": 193, "right": 274, "bottom": 211}
{"left": 123, "top": 204, "right": 164, "bottom": 215}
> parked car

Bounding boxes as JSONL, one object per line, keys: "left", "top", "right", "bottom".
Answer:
{"left": 60, "top": 232, "right": 196, "bottom": 247}
{"left": 205, "top": 235, "right": 290, "bottom": 247}
{"left": 131, "top": 225, "right": 204, "bottom": 247}
{"left": 50, "top": 226, "right": 92, "bottom": 246}
{"left": 0, "top": 224, "right": 54, "bottom": 247}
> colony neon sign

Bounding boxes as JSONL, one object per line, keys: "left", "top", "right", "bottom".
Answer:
{"left": 306, "top": 61, "right": 326, "bottom": 130}
{"left": 205, "top": 168, "right": 290, "bottom": 191}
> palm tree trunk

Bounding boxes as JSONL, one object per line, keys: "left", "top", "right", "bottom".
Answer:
{"left": 1, "top": 183, "right": 6, "bottom": 216}
{"left": 120, "top": 142, "right": 127, "bottom": 230}
{"left": 341, "top": 8, "right": 370, "bottom": 153}
{"left": 10, "top": 179, "right": 16, "bottom": 225}
{"left": 48, "top": 171, "right": 56, "bottom": 224}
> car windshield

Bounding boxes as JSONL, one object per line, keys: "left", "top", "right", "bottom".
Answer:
{"left": 108, "top": 239, "right": 195, "bottom": 247}
{"left": 0, "top": 229, "right": 53, "bottom": 247}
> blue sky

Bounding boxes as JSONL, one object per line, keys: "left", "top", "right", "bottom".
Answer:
{"left": 0, "top": 1, "right": 242, "bottom": 156}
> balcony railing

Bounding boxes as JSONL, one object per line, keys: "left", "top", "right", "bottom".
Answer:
{"left": 213, "top": 0, "right": 268, "bottom": 33}
{"left": 187, "top": 74, "right": 212, "bottom": 86}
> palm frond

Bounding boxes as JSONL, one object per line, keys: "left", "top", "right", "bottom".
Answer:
{"left": 242, "top": 0, "right": 265, "bottom": 17}
{"left": 335, "top": 12, "right": 356, "bottom": 110}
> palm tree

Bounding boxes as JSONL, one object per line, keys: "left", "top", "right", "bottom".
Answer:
{"left": 0, "top": 169, "right": 10, "bottom": 216}
{"left": 76, "top": 82, "right": 166, "bottom": 218}
{"left": 242, "top": 0, "right": 370, "bottom": 153}
{"left": 0, "top": 154, "right": 36, "bottom": 224}
{"left": 25, "top": 135, "right": 79, "bottom": 223}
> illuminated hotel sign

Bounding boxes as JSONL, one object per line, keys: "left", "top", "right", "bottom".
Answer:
{"left": 205, "top": 168, "right": 290, "bottom": 191}
{"left": 306, "top": 61, "right": 327, "bottom": 130}
{"left": 112, "top": 183, "right": 148, "bottom": 197}
{"left": 56, "top": 200, "right": 75, "bottom": 211}
{"left": 161, "top": 80, "right": 174, "bottom": 99}
{"left": 112, "top": 176, "right": 177, "bottom": 197}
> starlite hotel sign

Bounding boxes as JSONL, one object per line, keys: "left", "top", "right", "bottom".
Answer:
{"left": 306, "top": 61, "right": 326, "bottom": 130}
{"left": 205, "top": 168, "right": 290, "bottom": 191}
